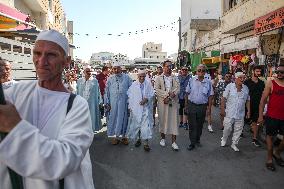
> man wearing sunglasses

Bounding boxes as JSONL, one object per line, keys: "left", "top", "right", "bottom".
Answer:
{"left": 258, "top": 64, "right": 284, "bottom": 171}
{"left": 185, "top": 64, "right": 214, "bottom": 151}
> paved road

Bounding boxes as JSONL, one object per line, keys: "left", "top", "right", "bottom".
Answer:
{"left": 89, "top": 107, "right": 284, "bottom": 189}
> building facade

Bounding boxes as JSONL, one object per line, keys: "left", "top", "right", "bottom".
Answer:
{"left": 0, "top": 0, "right": 73, "bottom": 80}
{"left": 89, "top": 52, "right": 114, "bottom": 66}
{"left": 142, "top": 42, "right": 167, "bottom": 60}
{"left": 181, "top": 0, "right": 221, "bottom": 52}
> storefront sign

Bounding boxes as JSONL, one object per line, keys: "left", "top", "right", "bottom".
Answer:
{"left": 255, "top": 7, "right": 284, "bottom": 35}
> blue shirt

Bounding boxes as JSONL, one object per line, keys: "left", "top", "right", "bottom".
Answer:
{"left": 178, "top": 74, "right": 191, "bottom": 100}
{"left": 186, "top": 77, "right": 214, "bottom": 104}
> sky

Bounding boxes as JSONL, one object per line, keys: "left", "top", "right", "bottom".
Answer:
{"left": 61, "top": 0, "right": 181, "bottom": 62}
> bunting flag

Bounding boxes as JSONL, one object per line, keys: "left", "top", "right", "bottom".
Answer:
{"left": 63, "top": 20, "right": 178, "bottom": 39}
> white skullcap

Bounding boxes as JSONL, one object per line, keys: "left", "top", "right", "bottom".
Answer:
{"left": 36, "top": 29, "right": 69, "bottom": 55}
{"left": 84, "top": 65, "right": 92, "bottom": 70}
{"left": 112, "top": 61, "right": 121, "bottom": 67}
{"left": 121, "top": 66, "right": 126, "bottom": 70}
{"left": 235, "top": 72, "right": 245, "bottom": 78}
{"left": 137, "top": 69, "right": 146, "bottom": 75}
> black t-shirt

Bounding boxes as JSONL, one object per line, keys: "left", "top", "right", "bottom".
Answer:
{"left": 244, "top": 78, "right": 265, "bottom": 105}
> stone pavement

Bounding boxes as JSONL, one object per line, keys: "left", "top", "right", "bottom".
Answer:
{"left": 89, "top": 107, "right": 284, "bottom": 189}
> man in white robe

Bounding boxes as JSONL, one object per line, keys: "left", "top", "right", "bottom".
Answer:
{"left": 127, "top": 69, "right": 154, "bottom": 151}
{"left": 77, "top": 66, "right": 102, "bottom": 132}
{"left": 0, "top": 58, "right": 17, "bottom": 89}
{"left": 0, "top": 30, "right": 94, "bottom": 189}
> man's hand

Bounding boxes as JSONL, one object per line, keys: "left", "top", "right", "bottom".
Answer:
{"left": 169, "top": 92, "right": 175, "bottom": 98}
{"left": 220, "top": 108, "right": 226, "bottom": 117}
{"left": 257, "top": 115, "right": 264, "bottom": 125}
{"left": 163, "top": 97, "right": 170, "bottom": 104}
{"left": 246, "top": 111, "right": 250, "bottom": 119}
{"left": 139, "top": 98, "right": 148, "bottom": 106}
{"left": 0, "top": 101, "right": 21, "bottom": 133}
{"left": 105, "top": 104, "right": 111, "bottom": 112}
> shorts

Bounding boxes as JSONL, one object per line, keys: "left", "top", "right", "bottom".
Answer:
{"left": 265, "top": 116, "right": 284, "bottom": 136}
{"left": 179, "top": 99, "right": 188, "bottom": 116}
{"left": 250, "top": 102, "right": 260, "bottom": 122}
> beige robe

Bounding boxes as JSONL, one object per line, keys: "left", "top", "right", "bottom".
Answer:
{"left": 154, "top": 74, "right": 180, "bottom": 135}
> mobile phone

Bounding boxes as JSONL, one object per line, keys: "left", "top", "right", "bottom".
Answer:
{"left": 0, "top": 83, "right": 6, "bottom": 105}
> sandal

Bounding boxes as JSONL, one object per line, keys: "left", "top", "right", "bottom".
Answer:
{"left": 266, "top": 162, "right": 276, "bottom": 171}
{"left": 121, "top": 138, "right": 129, "bottom": 145}
{"left": 135, "top": 139, "right": 141, "bottom": 147}
{"left": 144, "top": 144, "right": 151, "bottom": 152}
{"left": 111, "top": 138, "right": 120, "bottom": 145}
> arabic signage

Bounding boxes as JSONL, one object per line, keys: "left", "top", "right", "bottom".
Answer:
{"left": 255, "top": 7, "right": 284, "bottom": 35}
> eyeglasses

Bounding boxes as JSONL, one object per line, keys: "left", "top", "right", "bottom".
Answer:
{"left": 275, "top": 70, "right": 284, "bottom": 74}
{"left": 197, "top": 69, "right": 206, "bottom": 73}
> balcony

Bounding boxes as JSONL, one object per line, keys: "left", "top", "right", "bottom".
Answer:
{"left": 221, "top": 0, "right": 284, "bottom": 34}
{"left": 23, "top": 0, "right": 47, "bottom": 13}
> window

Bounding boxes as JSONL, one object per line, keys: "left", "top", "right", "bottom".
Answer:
{"left": 157, "top": 56, "right": 159, "bottom": 59}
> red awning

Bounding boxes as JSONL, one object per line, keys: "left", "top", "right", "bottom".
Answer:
{"left": 0, "top": 3, "right": 34, "bottom": 29}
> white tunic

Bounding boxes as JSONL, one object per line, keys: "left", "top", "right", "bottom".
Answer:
{"left": 0, "top": 80, "right": 95, "bottom": 189}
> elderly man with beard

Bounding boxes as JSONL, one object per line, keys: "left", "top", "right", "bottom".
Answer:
{"left": 77, "top": 66, "right": 102, "bottom": 132}
{"left": 127, "top": 69, "right": 154, "bottom": 151}
{"left": 220, "top": 72, "right": 250, "bottom": 152}
{"left": 104, "top": 62, "right": 132, "bottom": 145}
{"left": 258, "top": 64, "right": 284, "bottom": 171}
{"left": 154, "top": 60, "right": 180, "bottom": 151}
{"left": 0, "top": 58, "right": 17, "bottom": 89}
{"left": 0, "top": 30, "right": 94, "bottom": 189}
{"left": 244, "top": 65, "right": 265, "bottom": 147}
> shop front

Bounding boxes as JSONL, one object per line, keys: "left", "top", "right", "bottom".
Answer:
{"left": 254, "top": 6, "right": 284, "bottom": 77}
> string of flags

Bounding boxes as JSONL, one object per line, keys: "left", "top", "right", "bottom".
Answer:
{"left": 63, "top": 20, "right": 178, "bottom": 39}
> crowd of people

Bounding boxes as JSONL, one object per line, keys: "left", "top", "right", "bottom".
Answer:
{"left": 0, "top": 29, "right": 283, "bottom": 189}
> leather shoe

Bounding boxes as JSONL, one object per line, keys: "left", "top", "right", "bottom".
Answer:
{"left": 187, "top": 144, "right": 195, "bottom": 151}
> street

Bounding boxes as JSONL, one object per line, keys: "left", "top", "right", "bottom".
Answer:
{"left": 90, "top": 107, "right": 284, "bottom": 189}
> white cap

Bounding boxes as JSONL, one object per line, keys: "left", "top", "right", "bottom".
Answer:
{"left": 121, "top": 66, "right": 126, "bottom": 70}
{"left": 137, "top": 69, "right": 146, "bottom": 75}
{"left": 235, "top": 72, "right": 245, "bottom": 78}
{"left": 36, "top": 29, "right": 69, "bottom": 55}
{"left": 112, "top": 61, "right": 121, "bottom": 67}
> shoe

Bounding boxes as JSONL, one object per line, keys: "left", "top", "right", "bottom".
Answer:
{"left": 231, "top": 144, "right": 240, "bottom": 152}
{"left": 111, "top": 138, "right": 120, "bottom": 145}
{"left": 252, "top": 139, "right": 261, "bottom": 147}
{"left": 160, "top": 139, "right": 166, "bottom": 147}
{"left": 121, "top": 138, "right": 129, "bottom": 145}
{"left": 135, "top": 139, "right": 141, "bottom": 147}
{"left": 171, "top": 142, "right": 179, "bottom": 151}
{"left": 179, "top": 122, "right": 184, "bottom": 128}
{"left": 273, "top": 154, "right": 284, "bottom": 167}
{"left": 187, "top": 144, "right": 195, "bottom": 151}
{"left": 221, "top": 139, "right": 226, "bottom": 147}
{"left": 240, "top": 133, "right": 245, "bottom": 138}
{"left": 196, "top": 141, "right": 202, "bottom": 147}
{"left": 144, "top": 144, "right": 151, "bottom": 152}
{"left": 266, "top": 162, "right": 276, "bottom": 171}
{"left": 208, "top": 125, "right": 213, "bottom": 133}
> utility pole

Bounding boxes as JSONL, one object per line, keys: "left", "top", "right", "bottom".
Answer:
{"left": 178, "top": 17, "right": 182, "bottom": 53}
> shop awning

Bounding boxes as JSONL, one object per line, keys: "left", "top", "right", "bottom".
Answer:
{"left": 202, "top": 57, "right": 221, "bottom": 64}
{"left": 0, "top": 2, "right": 35, "bottom": 30}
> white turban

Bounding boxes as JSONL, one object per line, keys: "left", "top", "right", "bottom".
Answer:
{"left": 137, "top": 69, "right": 146, "bottom": 75}
{"left": 235, "top": 72, "right": 245, "bottom": 78}
{"left": 36, "top": 29, "right": 69, "bottom": 55}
